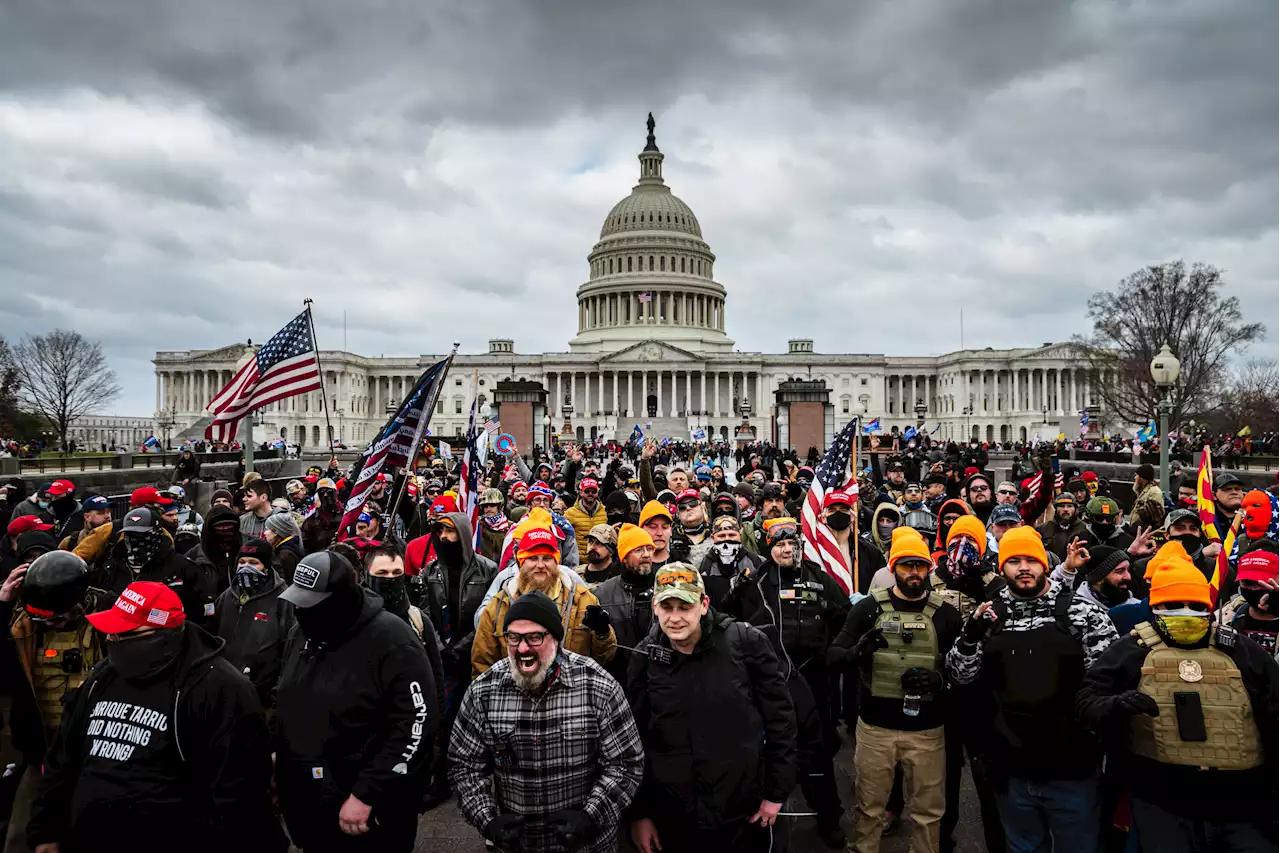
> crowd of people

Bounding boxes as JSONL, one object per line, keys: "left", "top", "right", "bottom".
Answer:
{"left": 0, "top": 432, "right": 1275, "bottom": 853}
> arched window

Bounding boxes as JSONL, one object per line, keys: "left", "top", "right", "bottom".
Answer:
{"left": 627, "top": 256, "right": 633, "bottom": 272}
{"left": 312, "top": 425, "right": 321, "bottom": 446}
{"left": 680, "top": 257, "right": 685, "bottom": 272}
{"left": 649, "top": 256, "right": 654, "bottom": 271}
{"left": 608, "top": 258, "right": 614, "bottom": 274}
{"left": 659, "top": 256, "right": 665, "bottom": 271}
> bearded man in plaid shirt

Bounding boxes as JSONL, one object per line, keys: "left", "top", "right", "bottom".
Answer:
{"left": 449, "top": 589, "right": 644, "bottom": 852}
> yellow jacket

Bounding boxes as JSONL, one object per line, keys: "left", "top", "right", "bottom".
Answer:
{"left": 58, "top": 521, "right": 114, "bottom": 566}
{"left": 563, "top": 500, "right": 607, "bottom": 559}
{"left": 472, "top": 568, "right": 616, "bottom": 677}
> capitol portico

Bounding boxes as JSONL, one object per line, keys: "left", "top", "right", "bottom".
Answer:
{"left": 153, "top": 118, "right": 1115, "bottom": 453}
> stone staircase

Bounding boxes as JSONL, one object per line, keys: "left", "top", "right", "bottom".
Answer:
{"left": 620, "top": 417, "right": 690, "bottom": 441}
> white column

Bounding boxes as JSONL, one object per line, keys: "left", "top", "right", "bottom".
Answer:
{"left": 684, "top": 371, "right": 691, "bottom": 417}
{"left": 597, "top": 370, "right": 605, "bottom": 415}
{"left": 700, "top": 371, "right": 707, "bottom": 417}
{"left": 626, "top": 371, "right": 633, "bottom": 417}
{"left": 661, "top": 371, "right": 670, "bottom": 418}
{"left": 569, "top": 372, "right": 577, "bottom": 416}
{"left": 155, "top": 373, "right": 161, "bottom": 413}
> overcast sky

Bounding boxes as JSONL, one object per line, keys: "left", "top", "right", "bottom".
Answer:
{"left": 1, "top": 0, "right": 1275, "bottom": 416}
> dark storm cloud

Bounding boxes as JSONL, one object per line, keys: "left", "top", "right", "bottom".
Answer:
{"left": 0, "top": 0, "right": 1273, "bottom": 414}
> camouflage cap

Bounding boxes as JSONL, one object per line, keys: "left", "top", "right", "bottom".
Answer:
{"left": 653, "top": 562, "right": 706, "bottom": 606}
{"left": 586, "top": 523, "right": 617, "bottom": 546}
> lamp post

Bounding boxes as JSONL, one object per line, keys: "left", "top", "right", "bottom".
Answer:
{"left": 335, "top": 407, "right": 345, "bottom": 447}
{"left": 1150, "top": 343, "right": 1181, "bottom": 495}
{"left": 542, "top": 414, "right": 552, "bottom": 454}
{"left": 914, "top": 399, "right": 926, "bottom": 430}
{"left": 962, "top": 405, "right": 973, "bottom": 441}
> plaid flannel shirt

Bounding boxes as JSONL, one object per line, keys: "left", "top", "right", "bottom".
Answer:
{"left": 448, "top": 649, "right": 644, "bottom": 853}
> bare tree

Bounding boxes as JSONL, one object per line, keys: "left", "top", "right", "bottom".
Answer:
{"left": 1071, "top": 261, "right": 1265, "bottom": 427}
{"left": 12, "top": 330, "right": 121, "bottom": 451}
{"left": 0, "top": 338, "right": 21, "bottom": 436}
{"left": 1211, "top": 358, "right": 1279, "bottom": 437}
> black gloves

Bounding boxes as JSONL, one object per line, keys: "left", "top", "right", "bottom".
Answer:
{"left": 483, "top": 814, "right": 525, "bottom": 846}
{"left": 439, "top": 644, "right": 460, "bottom": 671}
{"left": 961, "top": 607, "right": 999, "bottom": 647}
{"left": 1114, "top": 690, "right": 1160, "bottom": 717}
{"left": 900, "top": 666, "right": 945, "bottom": 695}
{"left": 583, "top": 604, "right": 612, "bottom": 636}
{"left": 852, "top": 628, "right": 888, "bottom": 665}
{"left": 668, "top": 537, "right": 691, "bottom": 562}
{"left": 548, "top": 809, "right": 596, "bottom": 848}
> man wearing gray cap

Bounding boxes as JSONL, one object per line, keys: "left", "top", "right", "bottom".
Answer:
{"left": 264, "top": 510, "right": 305, "bottom": 584}
{"left": 275, "top": 550, "right": 437, "bottom": 851}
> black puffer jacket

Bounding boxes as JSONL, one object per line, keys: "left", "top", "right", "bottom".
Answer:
{"left": 186, "top": 506, "right": 242, "bottom": 597}
{"left": 28, "top": 624, "right": 286, "bottom": 853}
{"left": 213, "top": 572, "right": 296, "bottom": 709}
{"left": 420, "top": 512, "right": 496, "bottom": 681}
{"left": 626, "top": 613, "right": 797, "bottom": 829}
{"left": 592, "top": 570, "right": 656, "bottom": 681}
{"left": 721, "top": 557, "right": 850, "bottom": 674}
{"left": 274, "top": 588, "right": 437, "bottom": 848}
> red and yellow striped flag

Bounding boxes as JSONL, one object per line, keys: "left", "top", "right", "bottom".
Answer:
{"left": 1195, "top": 447, "right": 1224, "bottom": 604}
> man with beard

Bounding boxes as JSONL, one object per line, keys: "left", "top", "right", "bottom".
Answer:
{"left": 275, "top": 551, "right": 437, "bottom": 852}
{"left": 213, "top": 538, "right": 297, "bottom": 709}
{"left": 593, "top": 523, "right": 658, "bottom": 681}
{"left": 1130, "top": 463, "right": 1166, "bottom": 531}
{"left": 709, "top": 489, "right": 759, "bottom": 557}
{"left": 565, "top": 477, "right": 607, "bottom": 560}
{"left": 947, "top": 527, "right": 1119, "bottom": 853}
{"left": 628, "top": 565, "right": 796, "bottom": 853}
{"left": 581, "top": 523, "right": 621, "bottom": 587}
{"left": 875, "top": 459, "right": 909, "bottom": 508}
{"left": 698, "top": 515, "right": 762, "bottom": 608}
{"left": 639, "top": 500, "right": 674, "bottom": 569}
{"left": 301, "top": 477, "right": 342, "bottom": 553}
{"left": 1037, "top": 494, "right": 1089, "bottom": 561}
{"left": 450, "top": 590, "right": 644, "bottom": 853}
{"left": 472, "top": 526, "right": 615, "bottom": 676}
{"left": 0, "top": 551, "right": 110, "bottom": 849}
{"left": 1218, "top": 539, "right": 1278, "bottom": 655}
{"left": 829, "top": 527, "right": 962, "bottom": 853}
{"left": 418, "top": 511, "right": 496, "bottom": 806}
{"left": 108, "top": 506, "right": 215, "bottom": 627}
{"left": 186, "top": 505, "right": 243, "bottom": 596}
{"left": 758, "top": 483, "right": 788, "bottom": 524}
{"left": 505, "top": 480, "right": 529, "bottom": 518}
{"left": 1077, "top": 550, "right": 1277, "bottom": 852}
{"left": 29, "top": 580, "right": 284, "bottom": 853}
{"left": 995, "top": 481, "right": 1021, "bottom": 506}
{"left": 821, "top": 490, "right": 885, "bottom": 598}
{"left": 1061, "top": 543, "right": 1139, "bottom": 612}
{"left": 60, "top": 493, "right": 115, "bottom": 569}
{"left": 963, "top": 472, "right": 996, "bottom": 524}
{"left": 285, "top": 478, "right": 313, "bottom": 517}
{"left": 722, "top": 518, "right": 851, "bottom": 848}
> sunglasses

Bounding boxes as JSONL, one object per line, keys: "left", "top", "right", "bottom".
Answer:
{"left": 997, "top": 490, "right": 1018, "bottom": 497}
{"left": 580, "top": 489, "right": 598, "bottom": 496}
{"left": 677, "top": 501, "right": 701, "bottom": 511}
{"left": 504, "top": 630, "right": 550, "bottom": 648}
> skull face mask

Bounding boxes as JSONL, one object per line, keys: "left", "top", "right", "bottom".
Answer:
{"left": 124, "top": 530, "right": 163, "bottom": 570}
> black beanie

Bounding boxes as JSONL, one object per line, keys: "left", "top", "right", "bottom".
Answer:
{"left": 605, "top": 490, "right": 633, "bottom": 516}
{"left": 1085, "top": 546, "right": 1128, "bottom": 584}
{"left": 239, "top": 538, "right": 274, "bottom": 569}
{"left": 503, "top": 590, "right": 565, "bottom": 642}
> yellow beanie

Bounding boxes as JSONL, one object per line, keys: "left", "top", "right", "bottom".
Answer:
{"left": 1144, "top": 540, "right": 1193, "bottom": 580}
{"left": 889, "top": 527, "right": 933, "bottom": 569}
{"left": 639, "top": 500, "right": 673, "bottom": 528}
{"left": 946, "top": 515, "right": 988, "bottom": 557}
{"left": 997, "top": 526, "right": 1048, "bottom": 569}
{"left": 1148, "top": 543, "right": 1211, "bottom": 607}
{"left": 616, "top": 523, "right": 655, "bottom": 561}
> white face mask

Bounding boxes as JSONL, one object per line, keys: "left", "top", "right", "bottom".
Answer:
{"left": 714, "top": 541, "right": 741, "bottom": 565}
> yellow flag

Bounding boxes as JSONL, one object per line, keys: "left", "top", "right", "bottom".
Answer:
{"left": 1056, "top": 432, "right": 1065, "bottom": 442}
{"left": 1237, "top": 425, "right": 1252, "bottom": 437}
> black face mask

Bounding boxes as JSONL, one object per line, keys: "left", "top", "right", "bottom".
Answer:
{"left": 319, "top": 492, "right": 339, "bottom": 511}
{"left": 295, "top": 585, "right": 365, "bottom": 642}
{"left": 1172, "top": 533, "right": 1202, "bottom": 555}
{"left": 607, "top": 511, "right": 635, "bottom": 527}
{"left": 1089, "top": 521, "right": 1114, "bottom": 540}
{"left": 433, "top": 535, "right": 464, "bottom": 568}
{"left": 368, "top": 575, "right": 409, "bottom": 615}
{"left": 1240, "top": 586, "right": 1278, "bottom": 615}
{"left": 107, "top": 627, "right": 185, "bottom": 681}
{"left": 826, "top": 511, "right": 852, "bottom": 531}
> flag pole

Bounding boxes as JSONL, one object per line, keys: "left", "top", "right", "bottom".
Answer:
{"left": 303, "top": 299, "right": 337, "bottom": 455}
{"left": 388, "top": 342, "right": 459, "bottom": 524}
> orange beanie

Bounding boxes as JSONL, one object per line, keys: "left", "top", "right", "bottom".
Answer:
{"left": 946, "top": 515, "right": 988, "bottom": 557}
{"left": 997, "top": 526, "right": 1048, "bottom": 569}
{"left": 1148, "top": 543, "right": 1211, "bottom": 608}
{"left": 616, "top": 523, "right": 655, "bottom": 562}
{"left": 1144, "top": 540, "right": 1193, "bottom": 580}
{"left": 889, "top": 527, "right": 933, "bottom": 569}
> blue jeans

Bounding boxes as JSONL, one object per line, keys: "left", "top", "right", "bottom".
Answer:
{"left": 995, "top": 774, "right": 1101, "bottom": 853}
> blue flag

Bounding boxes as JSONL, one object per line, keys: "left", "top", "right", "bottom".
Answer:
{"left": 629, "top": 425, "right": 644, "bottom": 446}
{"left": 863, "top": 418, "right": 881, "bottom": 434}
{"left": 903, "top": 426, "right": 917, "bottom": 441}
{"left": 1136, "top": 421, "right": 1156, "bottom": 442}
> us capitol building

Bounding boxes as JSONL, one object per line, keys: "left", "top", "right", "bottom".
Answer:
{"left": 149, "top": 117, "right": 1112, "bottom": 454}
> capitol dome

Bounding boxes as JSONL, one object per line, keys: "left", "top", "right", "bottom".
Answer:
{"left": 570, "top": 114, "right": 732, "bottom": 355}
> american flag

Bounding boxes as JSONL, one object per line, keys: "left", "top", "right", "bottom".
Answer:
{"left": 802, "top": 417, "right": 860, "bottom": 596}
{"left": 205, "top": 311, "right": 321, "bottom": 442}
{"left": 456, "top": 397, "right": 484, "bottom": 548}
{"left": 339, "top": 356, "right": 451, "bottom": 533}
{"left": 483, "top": 418, "right": 501, "bottom": 438}
{"left": 637, "top": 291, "right": 652, "bottom": 303}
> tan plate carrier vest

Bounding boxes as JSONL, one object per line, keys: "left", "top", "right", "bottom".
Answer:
{"left": 870, "top": 588, "right": 944, "bottom": 701}
{"left": 1129, "top": 621, "right": 1262, "bottom": 771}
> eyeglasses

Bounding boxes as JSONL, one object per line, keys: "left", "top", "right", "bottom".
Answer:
{"left": 969, "top": 484, "right": 990, "bottom": 493}
{"left": 997, "top": 490, "right": 1018, "bottom": 497}
{"left": 505, "top": 630, "right": 550, "bottom": 648}
{"left": 677, "top": 501, "right": 700, "bottom": 511}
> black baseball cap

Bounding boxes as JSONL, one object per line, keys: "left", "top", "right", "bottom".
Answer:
{"left": 281, "top": 551, "right": 355, "bottom": 608}
{"left": 761, "top": 483, "right": 784, "bottom": 499}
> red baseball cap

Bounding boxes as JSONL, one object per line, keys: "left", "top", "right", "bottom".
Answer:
{"left": 7, "top": 516, "right": 53, "bottom": 536}
{"left": 517, "top": 527, "right": 559, "bottom": 559}
{"left": 46, "top": 481, "right": 73, "bottom": 498}
{"left": 1236, "top": 549, "right": 1279, "bottom": 584}
{"left": 130, "top": 486, "right": 174, "bottom": 508}
{"left": 676, "top": 488, "right": 701, "bottom": 505}
{"left": 823, "top": 491, "right": 854, "bottom": 509}
{"left": 1081, "top": 471, "right": 1098, "bottom": 483}
{"left": 86, "top": 581, "right": 186, "bottom": 634}
{"left": 375, "top": 473, "right": 387, "bottom": 483}
{"left": 430, "top": 495, "right": 458, "bottom": 514}
{"left": 579, "top": 478, "right": 599, "bottom": 493}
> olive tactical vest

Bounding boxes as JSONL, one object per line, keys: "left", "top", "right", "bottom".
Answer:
{"left": 869, "top": 588, "right": 944, "bottom": 700}
{"left": 1128, "top": 622, "right": 1262, "bottom": 771}
{"left": 929, "top": 570, "right": 998, "bottom": 621}
{"left": 33, "top": 626, "right": 104, "bottom": 735}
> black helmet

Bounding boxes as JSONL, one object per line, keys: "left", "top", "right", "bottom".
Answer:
{"left": 21, "top": 551, "right": 89, "bottom": 620}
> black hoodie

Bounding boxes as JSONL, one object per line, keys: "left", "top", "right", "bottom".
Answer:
{"left": 213, "top": 563, "right": 297, "bottom": 711}
{"left": 186, "top": 505, "right": 243, "bottom": 596}
{"left": 28, "top": 624, "right": 286, "bottom": 853}
{"left": 274, "top": 587, "right": 437, "bottom": 848}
